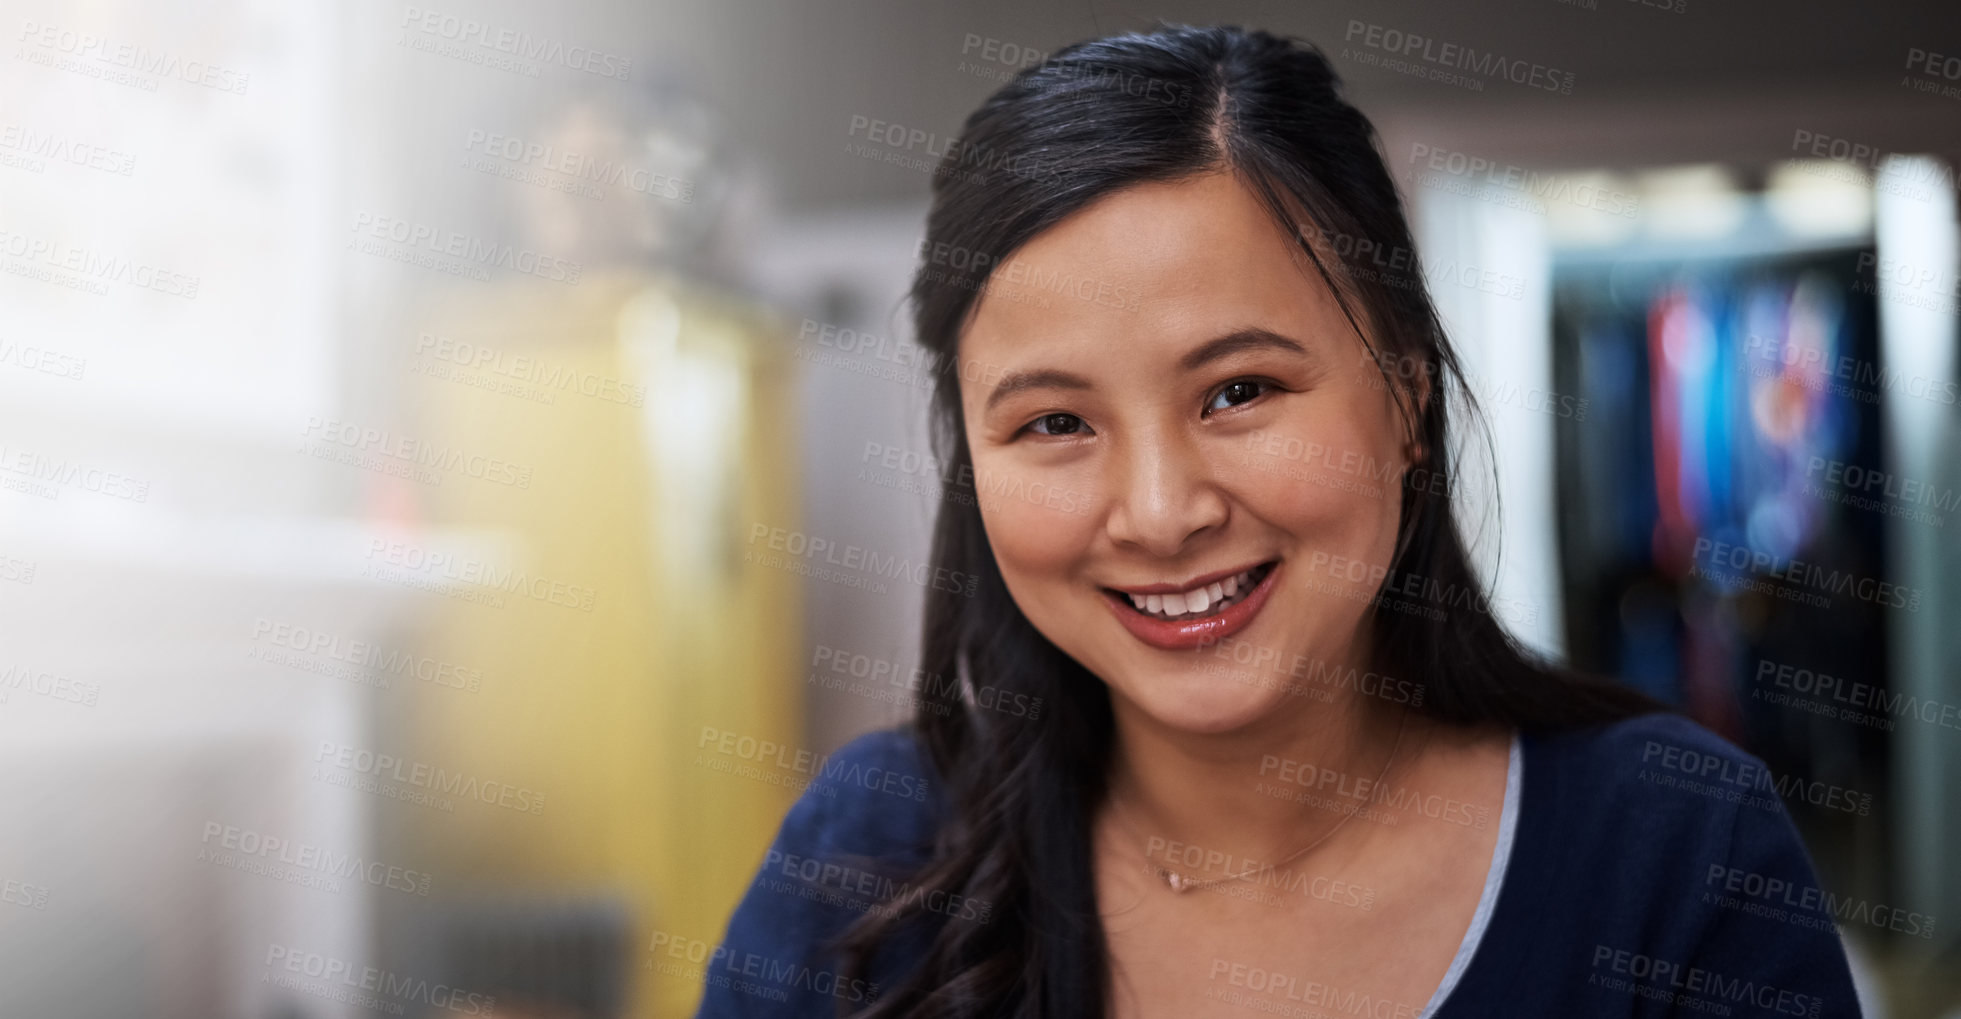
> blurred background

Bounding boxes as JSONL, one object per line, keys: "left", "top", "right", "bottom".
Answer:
{"left": 0, "top": 0, "right": 1955, "bottom": 1016}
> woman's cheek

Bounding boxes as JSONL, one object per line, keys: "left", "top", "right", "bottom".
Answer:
{"left": 972, "top": 458, "right": 1101, "bottom": 573}
{"left": 1230, "top": 427, "right": 1387, "bottom": 526}
{"left": 1227, "top": 425, "right": 1405, "bottom": 590}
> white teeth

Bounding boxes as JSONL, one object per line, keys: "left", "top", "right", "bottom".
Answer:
{"left": 1123, "top": 565, "right": 1268, "bottom": 622}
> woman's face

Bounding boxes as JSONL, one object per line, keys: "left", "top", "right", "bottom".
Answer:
{"left": 957, "top": 170, "right": 1416, "bottom": 735}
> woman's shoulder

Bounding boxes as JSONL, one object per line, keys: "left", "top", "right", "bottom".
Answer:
{"left": 1452, "top": 710, "right": 1864, "bottom": 1016}
{"left": 1515, "top": 710, "right": 1796, "bottom": 873}
{"left": 1536, "top": 706, "right": 1741, "bottom": 755}
{"left": 694, "top": 727, "right": 944, "bottom": 1017}
{"left": 1530, "top": 709, "right": 1779, "bottom": 807}
{"left": 777, "top": 725, "right": 944, "bottom": 861}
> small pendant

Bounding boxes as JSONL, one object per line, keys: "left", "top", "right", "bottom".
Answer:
{"left": 1163, "top": 870, "right": 1189, "bottom": 892}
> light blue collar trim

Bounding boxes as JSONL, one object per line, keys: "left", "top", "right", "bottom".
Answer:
{"left": 1418, "top": 730, "right": 1523, "bottom": 1018}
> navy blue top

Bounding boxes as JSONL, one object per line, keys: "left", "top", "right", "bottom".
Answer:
{"left": 694, "top": 713, "right": 1863, "bottom": 1017}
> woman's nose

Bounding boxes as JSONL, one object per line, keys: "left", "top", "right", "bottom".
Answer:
{"left": 1102, "top": 432, "right": 1230, "bottom": 558}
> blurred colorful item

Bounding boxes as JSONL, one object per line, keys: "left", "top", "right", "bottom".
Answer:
{"left": 1556, "top": 249, "right": 1884, "bottom": 744}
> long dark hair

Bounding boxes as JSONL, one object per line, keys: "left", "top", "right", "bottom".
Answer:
{"left": 832, "top": 23, "right": 1663, "bottom": 1018}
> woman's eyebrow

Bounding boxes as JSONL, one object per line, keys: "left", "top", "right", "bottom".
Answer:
{"left": 983, "top": 327, "right": 1315, "bottom": 414}
{"left": 1179, "top": 327, "right": 1314, "bottom": 371}
{"left": 984, "top": 368, "right": 1092, "bottom": 414}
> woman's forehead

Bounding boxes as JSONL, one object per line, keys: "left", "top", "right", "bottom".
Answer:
{"left": 955, "top": 174, "right": 1355, "bottom": 372}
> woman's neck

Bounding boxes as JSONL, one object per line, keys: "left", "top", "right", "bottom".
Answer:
{"left": 1101, "top": 683, "right": 1419, "bottom": 879}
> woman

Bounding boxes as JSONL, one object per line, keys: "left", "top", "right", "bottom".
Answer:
{"left": 698, "top": 24, "right": 1862, "bottom": 1019}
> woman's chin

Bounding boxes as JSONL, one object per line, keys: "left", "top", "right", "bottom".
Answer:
{"left": 1130, "top": 680, "right": 1289, "bottom": 736}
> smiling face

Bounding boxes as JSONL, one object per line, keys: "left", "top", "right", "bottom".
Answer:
{"left": 956, "top": 169, "right": 1418, "bottom": 736}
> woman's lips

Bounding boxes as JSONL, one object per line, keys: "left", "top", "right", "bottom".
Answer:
{"left": 1101, "top": 561, "right": 1282, "bottom": 651}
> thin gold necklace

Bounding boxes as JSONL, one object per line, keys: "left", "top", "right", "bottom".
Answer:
{"left": 1111, "top": 708, "right": 1408, "bottom": 894}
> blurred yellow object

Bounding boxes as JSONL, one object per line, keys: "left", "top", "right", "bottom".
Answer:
{"left": 384, "top": 267, "right": 803, "bottom": 1018}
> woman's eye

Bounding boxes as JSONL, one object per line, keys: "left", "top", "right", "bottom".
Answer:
{"left": 1026, "top": 413, "right": 1087, "bottom": 436}
{"left": 1205, "top": 380, "right": 1269, "bottom": 414}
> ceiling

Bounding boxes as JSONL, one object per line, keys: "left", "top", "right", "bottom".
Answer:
{"left": 613, "top": 0, "right": 1961, "bottom": 210}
